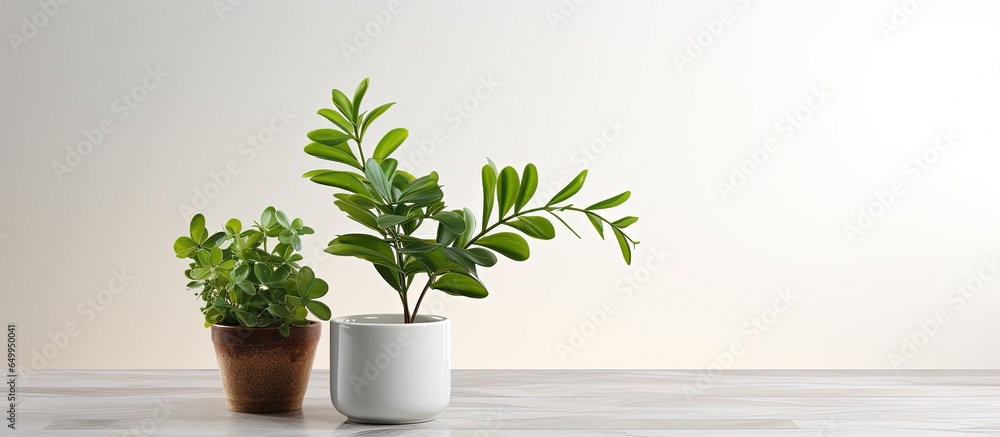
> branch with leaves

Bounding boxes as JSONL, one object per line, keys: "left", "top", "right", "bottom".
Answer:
{"left": 304, "top": 79, "right": 639, "bottom": 323}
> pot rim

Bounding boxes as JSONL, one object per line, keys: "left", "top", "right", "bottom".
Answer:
{"left": 332, "top": 313, "right": 448, "bottom": 326}
{"left": 210, "top": 320, "right": 321, "bottom": 331}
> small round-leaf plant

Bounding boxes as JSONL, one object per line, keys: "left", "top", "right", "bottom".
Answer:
{"left": 172, "top": 207, "right": 332, "bottom": 337}
{"left": 303, "top": 78, "right": 639, "bottom": 323}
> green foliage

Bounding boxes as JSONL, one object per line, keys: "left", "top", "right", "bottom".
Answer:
{"left": 172, "top": 207, "right": 330, "bottom": 336}
{"left": 304, "top": 78, "right": 639, "bottom": 323}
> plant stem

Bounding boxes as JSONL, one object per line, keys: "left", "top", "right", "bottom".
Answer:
{"left": 409, "top": 274, "right": 435, "bottom": 323}
{"left": 546, "top": 210, "right": 581, "bottom": 238}
{"left": 400, "top": 286, "right": 410, "bottom": 323}
{"left": 462, "top": 204, "right": 637, "bottom": 249}
{"left": 352, "top": 123, "right": 366, "bottom": 169}
{"left": 386, "top": 227, "right": 413, "bottom": 322}
{"left": 257, "top": 224, "right": 268, "bottom": 253}
{"left": 356, "top": 139, "right": 366, "bottom": 169}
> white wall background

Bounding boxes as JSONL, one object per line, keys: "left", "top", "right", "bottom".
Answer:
{"left": 2, "top": 0, "right": 1000, "bottom": 370}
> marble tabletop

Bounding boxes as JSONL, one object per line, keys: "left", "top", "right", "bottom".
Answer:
{"left": 10, "top": 369, "right": 1000, "bottom": 436}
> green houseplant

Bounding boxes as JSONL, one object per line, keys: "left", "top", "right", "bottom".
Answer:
{"left": 172, "top": 206, "right": 331, "bottom": 413}
{"left": 303, "top": 79, "right": 638, "bottom": 323}
{"left": 305, "top": 79, "right": 638, "bottom": 424}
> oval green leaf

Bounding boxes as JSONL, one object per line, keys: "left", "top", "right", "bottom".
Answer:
{"left": 372, "top": 128, "right": 408, "bottom": 162}
{"left": 352, "top": 78, "right": 369, "bottom": 118}
{"left": 234, "top": 310, "right": 257, "bottom": 328}
{"left": 295, "top": 266, "right": 314, "bottom": 294}
{"left": 506, "top": 216, "right": 555, "bottom": 240}
{"left": 260, "top": 207, "right": 276, "bottom": 228}
{"left": 173, "top": 236, "right": 198, "bottom": 258}
{"left": 376, "top": 214, "right": 410, "bottom": 228}
{"left": 455, "top": 207, "right": 477, "bottom": 248}
{"left": 434, "top": 211, "right": 466, "bottom": 234}
{"left": 268, "top": 303, "right": 291, "bottom": 319}
{"left": 331, "top": 89, "right": 354, "bottom": 121}
{"left": 235, "top": 281, "right": 256, "bottom": 296}
{"left": 307, "top": 129, "right": 353, "bottom": 146}
{"left": 195, "top": 250, "right": 212, "bottom": 267}
{"left": 253, "top": 263, "right": 272, "bottom": 283}
{"left": 473, "top": 232, "right": 529, "bottom": 261}
{"left": 275, "top": 210, "right": 290, "bottom": 228}
{"left": 466, "top": 247, "right": 498, "bottom": 267}
{"left": 547, "top": 170, "right": 588, "bottom": 206}
{"left": 380, "top": 158, "right": 398, "bottom": 180}
{"left": 307, "top": 278, "right": 329, "bottom": 299}
{"left": 203, "top": 232, "right": 226, "bottom": 249}
{"left": 325, "top": 234, "right": 400, "bottom": 271}
{"left": 586, "top": 191, "right": 631, "bottom": 211}
{"left": 189, "top": 267, "right": 212, "bottom": 280}
{"left": 612, "top": 227, "right": 632, "bottom": 265}
{"left": 515, "top": 163, "right": 538, "bottom": 212}
{"left": 364, "top": 158, "right": 393, "bottom": 201}
{"left": 481, "top": 164, "right": 497, "bottom": 231}
{"left": 310, "top": 171, "right": 368, "bottom": 194}
{"left": 225, "top": 218, "right": 242, "bottom": 235}
{"left": 190, "top": 214, "right": 206, "bottom": 242}
{"left": 334, "top": 200, "right": 379, "bottom": 231}
{"left": 232, "top": 264, "right": 250, "bottom": 282}
{"left": 612, "top": 216, "right": 638, "bottom": 228}
{"left": 431, "top": 273, "right": 488, "bottom": 299}
{"left": 361, "top": 102, "right": 395, "bottom": 138}
{"left": 497, "top": 166, "right": 519, "bottom": 219}
{"left": 210, "top": 247, "right": 223, "bottom": 266}
{"left": 317, "top": 108, "right": 354, "bottom": 133}
{"left": 306, "top": 300, "right": 332, "bottom": 320}
{"left": 304, "top": 142, "right": 362, "bottom": 169}
{"left": 278, "top": 229, "right": 294, "bottom": 245}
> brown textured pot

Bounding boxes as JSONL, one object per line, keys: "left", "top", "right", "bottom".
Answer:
{"left": 211, "top": 321, "right": 321, "bottom": 413}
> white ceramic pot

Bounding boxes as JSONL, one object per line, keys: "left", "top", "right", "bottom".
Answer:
{"left": 330, "top": 314, "right": 451, "bottom": 424}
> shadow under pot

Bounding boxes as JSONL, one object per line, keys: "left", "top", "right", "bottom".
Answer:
{"left": 211, "top": 321, "right": 321, "bottom": 413}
